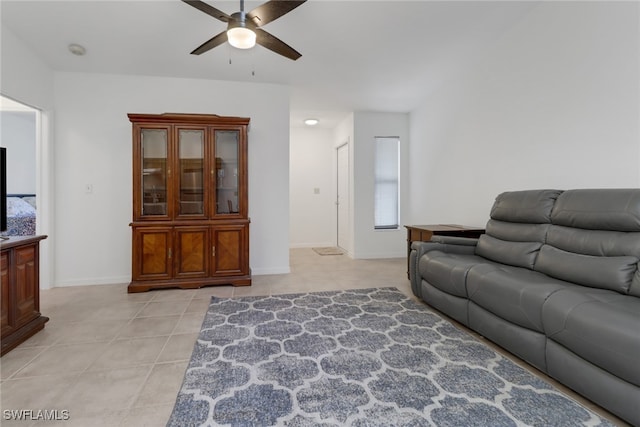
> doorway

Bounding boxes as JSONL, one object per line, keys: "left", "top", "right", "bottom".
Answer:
{"left": 0, "top": 96, "right": 38, "bottom": 234}
{"left": 0, "top": 94, "right": 51, "bottom": 289}
{"left": 336, "top": 143, "right": 349, "bottom": 251}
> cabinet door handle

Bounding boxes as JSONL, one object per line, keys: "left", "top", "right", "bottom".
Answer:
{"left": 168, "top": 248, "right": 172, "bottom": 259}
{"left": 212, "top": 246, "right": 216, "bottom": 257}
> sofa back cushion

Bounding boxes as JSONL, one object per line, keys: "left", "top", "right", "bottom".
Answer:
{"left": 475, "top": 189, "right": 561, "bottom": 269}
{"left": 490, "top": 189, "right": 563, "bottom": 223}
{"left": 551, "top": 188, "right": 640, "bottom": 231}
{"left": 541, "top": 189, "right": 640, "bottom": 296}
{"left": 475, "top": 220, "right": 549, "bottom": 269}
{"left": 476, "top": 235, "right": 542, "bottom": 269}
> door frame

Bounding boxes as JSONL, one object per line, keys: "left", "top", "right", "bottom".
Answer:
{"left": 336, "top": 142, "right": 349, "bottom": 251}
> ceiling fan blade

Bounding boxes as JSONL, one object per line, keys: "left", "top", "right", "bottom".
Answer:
{"left": 247, "top": 0, "right": 306, "bottom": 27}
{"left": 254, "top": 28, "right": 301, "bottom": 61}
{"left": 190, "top": 31, "right": 228, "bottom": 55}
{"left": 182, "top": 0, "right": 230, "bottom": 22}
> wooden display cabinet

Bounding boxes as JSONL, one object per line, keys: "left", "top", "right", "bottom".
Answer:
{"left": 128, "top": 113, "right": 251, "bottom": 292}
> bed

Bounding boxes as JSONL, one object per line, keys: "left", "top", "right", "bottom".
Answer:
{"left": 2, "top": 195, "right": 36, "bottom": 236}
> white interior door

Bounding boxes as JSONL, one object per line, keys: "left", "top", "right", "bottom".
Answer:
{"left": 336, "top": 143, "right": 349, "bottom": 250}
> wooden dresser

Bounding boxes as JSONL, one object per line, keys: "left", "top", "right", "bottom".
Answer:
{"left": 1, "top": 235, "right": 48, "bottom": 356}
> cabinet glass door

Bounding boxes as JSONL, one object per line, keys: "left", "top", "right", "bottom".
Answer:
{"left": 215, "top": 130, "right": 239, "bottom": 215}
{"left": 178, "top": 129, "right": 205, "bottom": 216}
{"left": 141, "top": 129, "right": 168, "bottom": 216}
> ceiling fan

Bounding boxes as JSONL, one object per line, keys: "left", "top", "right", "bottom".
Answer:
{"left": 182, "top": 0, "right": 307, "bottom": 60}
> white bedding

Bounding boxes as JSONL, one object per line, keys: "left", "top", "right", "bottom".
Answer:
{"left": 2, "top": 197, "right": 36, "bottom": 236}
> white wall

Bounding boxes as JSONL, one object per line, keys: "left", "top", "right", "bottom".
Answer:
{"left": 1, "top": 25, "right": 55, "bottom": 289}
{"left": 53, "top": 72, "right": 290, "bottom": 286}
{"left": 1, "top": 111, "right": 36, "bottom": 194}
{"left": 0, "top": 26, "right": 54, "bottom": 110}
{"left": 289, "top": 126, "right": 335, "bottom": 248}
{"left": 353, "top": 111, "right": 410, "bottom": 259}
{"left": 409, "top": 1, "right": 640, "bottom": 227}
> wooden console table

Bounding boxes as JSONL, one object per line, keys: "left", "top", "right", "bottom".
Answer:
{"left": 405, "top": 224, "right": 485, "bottom": 278}
{"left": 1, "top": 235, "right": 48, "bottom": 356}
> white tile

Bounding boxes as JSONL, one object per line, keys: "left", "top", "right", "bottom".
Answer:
{"left": 0, "top": 346, "right": 47, "bottom": 379}
{"left": 117, "top": 316, "right": 181, "bottom": 339}
{"left": 87, "top": 336, "right": 169, "bottom": 371}
{"left": 13, "top": 342, "right": 109, "bottom": 377}
{"left": 121, "top": 404, "right": 174, "bottom": 427}
{"left": 133, "top": 361, "right": 188, "bottom": 407}
{"left": 157, "top": 333, "right": 198, "bottom": 363}
{"left": 136, "top": 301, "right": 191, "bottom": 317}
{"left": 57, "top": 366, "right": 152, "bottom": 418}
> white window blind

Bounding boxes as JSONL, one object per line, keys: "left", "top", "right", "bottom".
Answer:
{"left": 374, "top": 137, "right": 400, "bottom": 230}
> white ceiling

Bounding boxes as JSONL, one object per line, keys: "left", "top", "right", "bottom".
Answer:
{"left": 1, "top": 0, "right": 537, "bottom": 128}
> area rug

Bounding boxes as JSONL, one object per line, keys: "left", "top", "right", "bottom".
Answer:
{"left": 312, "top": 247, "right": 344, "bottom": 256}
{"left": 168, "top": 287, "right": 614, "bottom": 426}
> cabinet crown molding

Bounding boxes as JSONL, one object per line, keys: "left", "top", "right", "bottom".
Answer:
{"left": 127, "top": 113, "right": 250, "bottom": 126}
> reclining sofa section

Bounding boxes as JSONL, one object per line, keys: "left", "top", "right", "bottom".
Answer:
{"left": 409, "top": 189, "right": 640, "bottom": 425}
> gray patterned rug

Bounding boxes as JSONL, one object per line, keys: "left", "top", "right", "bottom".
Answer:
{"left": 168, "top": 287, "right": 614, "bottom": 426}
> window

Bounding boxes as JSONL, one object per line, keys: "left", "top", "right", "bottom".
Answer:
{"left": 374, "top": 136, "right": 400, "bottom": 230}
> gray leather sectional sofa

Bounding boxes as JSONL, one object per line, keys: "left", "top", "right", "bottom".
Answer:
{"left": 409, "top": 189, "right": 640, "bottom": 425}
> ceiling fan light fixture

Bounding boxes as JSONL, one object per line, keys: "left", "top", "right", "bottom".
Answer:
{"left": 227, "top": 11, "right": 256, "bottom": 49}
{"left": 227, "top": 26, "right": 256, "bottom": 49}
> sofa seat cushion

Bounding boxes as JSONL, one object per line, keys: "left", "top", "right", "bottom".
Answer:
{"left": 418, "top": 251, "right": 489, "bottom": 298}
{"left": 543, "top": 288, "right": 640, "bottom": 387}
{"left": 467, "top": 264, "right": 576, "bottom": 332}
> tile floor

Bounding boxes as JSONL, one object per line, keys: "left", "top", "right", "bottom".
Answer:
{"left": 0, "top": 249, "right": 627, "bottom": 426}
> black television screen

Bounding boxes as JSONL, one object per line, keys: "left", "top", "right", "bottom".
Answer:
{"left": 1, "top": 147, "right": 6, "bottom": 232}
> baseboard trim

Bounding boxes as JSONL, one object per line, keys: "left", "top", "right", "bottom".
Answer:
{"left": 289, "top": 242, "right": 335, "bottom": 249}
{"left": 52, "top": 276, "right": 130, "bottom": 288}
{"left": 352, "top": 251, "right": 405, "bottom": 259}
{"left": 252, "top": 266, "right": 291, "bottom": 275}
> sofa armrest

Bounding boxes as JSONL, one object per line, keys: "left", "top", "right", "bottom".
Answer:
{"left": 409, "top": 238, "right": 479, "bottom": 297}
{"left": 430, "top": 235, "right": 480, "bottom": 246}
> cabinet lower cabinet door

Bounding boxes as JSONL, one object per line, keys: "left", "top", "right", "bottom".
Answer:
{"left": 1, "top": 252, "right": 10, "bottom": 336}
{"left": 212, "top": 224, "right": 248, "bottom": 276}
{"left": 14, "top": 245, "right": 38, "bottom": 326}
{"left": 133, "top": 228, "right": 172, "bottom": 281}
{"left": 175, "top": 226, "right": 209, "bottom": 279}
